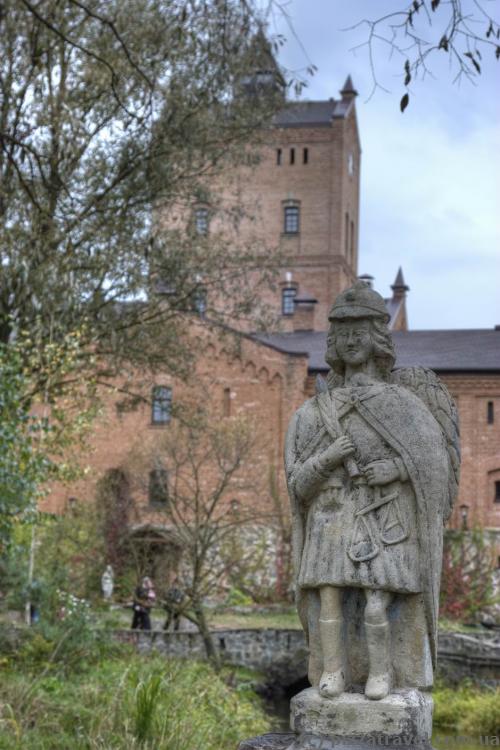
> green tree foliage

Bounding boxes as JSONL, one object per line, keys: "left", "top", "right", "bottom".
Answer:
{"left": 0, "top": 0, "right": 286, "bottom": 405}
{"left": 0, "top": 331, "right": 98, "bottom": 552}
{"left": 0, "top": 345, "right": 50, "bottom": 551}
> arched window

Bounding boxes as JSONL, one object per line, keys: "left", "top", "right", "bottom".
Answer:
{"left": 152, "top": 386, "right": 172, "bottom": 425}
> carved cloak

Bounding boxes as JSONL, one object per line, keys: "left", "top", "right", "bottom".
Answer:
{"left": 285, "top": 383, "right": 450, "bottom": 689}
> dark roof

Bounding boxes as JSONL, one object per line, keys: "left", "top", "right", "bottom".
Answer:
{"left": 273, "top": 98, "right": 352, "bottom": 128}
{"left": 253, "top": 329, "right": 500, "bottom": 373}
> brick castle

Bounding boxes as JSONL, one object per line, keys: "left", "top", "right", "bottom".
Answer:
{"left": 42, "top": 70, "right": 500, "bottom": 568}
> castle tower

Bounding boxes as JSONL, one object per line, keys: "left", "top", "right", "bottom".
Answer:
{"left": 233, "top": 73, "right": 361, "bottom": 331}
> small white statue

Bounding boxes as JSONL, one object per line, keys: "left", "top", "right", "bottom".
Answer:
{"left": 101, "top": 565, "right": 114, "bottom": 600}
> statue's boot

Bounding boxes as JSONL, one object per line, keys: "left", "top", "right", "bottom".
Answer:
{"left": 318, "top": 617, "right": 344, "bottom": 698}
{"left": 365, "top": 621, "right": 391, "bottom": 700}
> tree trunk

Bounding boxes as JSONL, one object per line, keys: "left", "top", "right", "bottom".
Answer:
{"left": 193, "top": 601, "right": 221, "bottom": 671}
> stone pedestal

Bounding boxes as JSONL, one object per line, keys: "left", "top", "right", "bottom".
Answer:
{"left": 238, "top": 733, "right": 434, "bottom": 749}
{"left": 291, "top": 687, "right": 433, "bottom": 742}
{"left": 238, "top": 688, "right": 434, "bottom": 750}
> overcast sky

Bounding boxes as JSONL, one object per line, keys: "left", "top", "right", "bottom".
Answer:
{"left": 267, "top": 0, "right": 500, "bottom": 329}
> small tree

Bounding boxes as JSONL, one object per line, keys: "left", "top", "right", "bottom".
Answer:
{"left": 440, "top": 526, "right": 497, "bottom": 622}
{"left": 125, "top": 411, "right": 270, "bottom": 668}
{"left": 0, "top": 344, "right": 49, "bottom": 553}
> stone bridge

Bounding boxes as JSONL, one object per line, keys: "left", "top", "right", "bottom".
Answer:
{"left": 113, "top": 628, "right": 500, "bottom": 687}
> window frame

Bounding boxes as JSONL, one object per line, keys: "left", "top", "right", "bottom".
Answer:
{"left": 149, "top": 468, "right": 169, "bottom": 507}
{"left": 194, "top": 207, "right": 209, "bottom": 236}
{"left": 151, "top": 385, "right": 172, "bottom": 425}
{"left": 283, "top": 205, "right": 300, "bottom": 235}
{"left": 282, "top": 287, "right": 296, "bottom": 316}
{"left": 487, "top": 401, "right": 494, "bottom": 425}
{"left": 192, "top": 286, "right": 207, "bottom": 316}
{"left": 495, "top": 480, "right": 500, "bottom": 503}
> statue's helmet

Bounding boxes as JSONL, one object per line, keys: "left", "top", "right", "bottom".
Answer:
{"left": 328, "top": 280, "right": 390, "bottom": 324}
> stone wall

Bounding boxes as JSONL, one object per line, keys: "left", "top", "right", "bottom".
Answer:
{"left": 111, "top": 628, "right": 500, "bottom": 687}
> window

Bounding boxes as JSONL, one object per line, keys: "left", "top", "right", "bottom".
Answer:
{"left": 284, "top": 205, "right": 299, "bottom": 234}
{"left": 194, "top": 207, "right": 208, "bottom": 236}
{"left": 276, "top": 148, "right": 282, "bottom": 165}
{"left": 348, "top": 152, "right": 354, "bottom": 176}
{"left": 152, "top": 386, "right": 172, "bottom": 425}
{"left": 290, "top": 148, "right": 295, "bottom": 165}
{"left": 282, "top": 287, "right": 296, "bottom": 316}
{"left": 495, "top": 481, "right": 500, "bottom": 503}
{"left": 149, "top": 469, "right": 168, "bottom": 506}
{"left": 223, "top": 387, "right": 231, "bottom": 417}
{"left": 345, "top": 212, "right": 349, "bottom": 255}
{"left": 487, "top": 401, "right": 494, "bottom": 424}
{"left": 350, "top": 220, "right": 355, "bottom": 261}
{"left": 192, "top": 287, "right": 207, "bottom": 316}
{"left": 303, "top": 147, "right": 308, "bottom": 164}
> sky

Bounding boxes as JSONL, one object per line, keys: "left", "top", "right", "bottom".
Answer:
{"left": 266, "top": 0, "right": 500, "bottom": 329}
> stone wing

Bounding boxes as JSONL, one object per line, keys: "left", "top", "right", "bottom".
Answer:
{"left": 390, "top": 366, "right": 460, "bottom": 520}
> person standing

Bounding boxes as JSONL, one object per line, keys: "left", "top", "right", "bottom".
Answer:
{"left": 163, "top": 577, "right": 185, "bottom": 632}
{"left": 131, "top": 576, "right": 156, "bottom": 630}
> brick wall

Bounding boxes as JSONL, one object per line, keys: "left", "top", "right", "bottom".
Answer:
{"left": 442, "top": 373, "right": 500, "bottom": 532}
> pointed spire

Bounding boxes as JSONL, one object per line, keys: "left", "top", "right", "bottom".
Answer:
{"left": 340, "top": 75, "right": 358, "bottom": 99}
{"left": 237, "top": 25, "right": 286, "bottom": 99}
{"left": 391, "top": 267, "right": 409, "bottom": 296}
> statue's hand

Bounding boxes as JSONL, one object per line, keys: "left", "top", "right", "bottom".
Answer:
{"left": 364, "top": 459, "right": 400, "bottom": 486}
{"left": 319, "top": 436, "right": 355, "bottom": 470}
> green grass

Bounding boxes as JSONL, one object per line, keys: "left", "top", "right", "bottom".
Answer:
{"left": 0, "top": 655, "right": 271, "bottom": 749}
{"left": 433, "top": 681, "right": 500, "bottom": 736}
{"left": 209, "top": 609, "right": 301, "bottom": 630}
{"left": 80, "top": 604, "right": 302, "bottom": 631}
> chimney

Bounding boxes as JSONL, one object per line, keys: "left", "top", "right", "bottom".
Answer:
{"left": 358, "top": 273, "right": 374, "bottom": 289}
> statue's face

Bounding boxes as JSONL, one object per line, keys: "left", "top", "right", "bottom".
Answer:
{"left": 330, "top": 318, "right": 374, "bottom": 367}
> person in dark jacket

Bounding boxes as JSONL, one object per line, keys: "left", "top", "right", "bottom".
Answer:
{"left": 131, "top": 577, "right": 155, "bottom": 630}
{"left": 163, "top": 577, "right": 185, "bottom": 631}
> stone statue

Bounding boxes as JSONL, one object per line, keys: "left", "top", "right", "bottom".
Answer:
{"left": 101, "top": 565, "right": 114, "bottom": 600}
{"left": 281, "top": 281, "right": 460, "bottom": 747}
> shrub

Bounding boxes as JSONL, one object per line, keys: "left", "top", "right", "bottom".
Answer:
{"left": 440, "top": 527, "right": 497, "bottom": 621}
{"left": 433, "top": 681, "right": 500, "bottom": 736}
